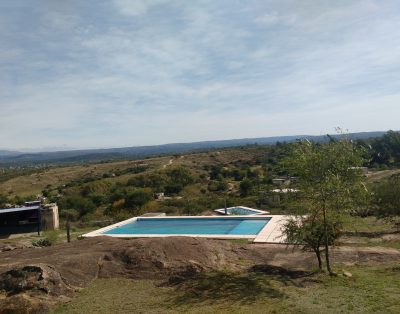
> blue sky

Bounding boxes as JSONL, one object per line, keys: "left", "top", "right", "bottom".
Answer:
{"left": 1, "top": 0, "right": 399, "bottom": 150}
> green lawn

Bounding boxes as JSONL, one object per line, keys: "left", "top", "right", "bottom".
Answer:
{"left": 54, "top": 264, "right": 400, "bottom": 314}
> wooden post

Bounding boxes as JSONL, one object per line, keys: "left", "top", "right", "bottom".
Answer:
{"left": 66, "top": 220, "right": 71, "bottom": 243}
{"left": 224, "top": 196, "right": 227, "bottom": 215}
{"left": 37, "top": 207, "right": 42, "bottom": 236}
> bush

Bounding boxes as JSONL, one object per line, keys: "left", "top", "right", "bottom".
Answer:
{"left": 166, "top": 167, "right": 194, "bottom": 186}
{"left": 43, "top": 230, "right": 59, "bottom": 244}
{"left": 32, "top": 238, "right": 52, "bottom": 247}
{"left": 239, "top": 179, "right": 253, "bottom": 197}
{"left": 59, "top": 209, "right": 79, "bottom": 222}
{"left": 165, "top": 183, "right": 184, "bottom": 195}
{"left": 59, "top": 196, "right": 96, "bottom": 217}
{"left": 124, "top": 188, "right": 153, "bottom": 210}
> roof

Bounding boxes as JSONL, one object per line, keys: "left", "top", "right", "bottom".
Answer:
{"left": 0, "top": 206, "right": 40, "bottom": 214}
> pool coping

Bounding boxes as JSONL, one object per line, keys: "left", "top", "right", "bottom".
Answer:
{"left": 83, "top": 215, "right": 289, "bottom": 243}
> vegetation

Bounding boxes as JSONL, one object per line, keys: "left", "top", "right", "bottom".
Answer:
{"left": 0, "top": 131, "right": 399, "bottom": 313}
{"left": 372, "top": 174, "right": 400, "bottom": 219}
{"left": 54, "top": 264, "right": 400, "bottom": 314}
{"left": 282, "top": 136, "right": 368, "bottom": 274}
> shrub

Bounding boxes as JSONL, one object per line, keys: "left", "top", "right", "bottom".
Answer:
{"left": 165, "top": 183, "right": 184, "bottom": 195}
{"left": 43, "top": 230, "right": 59, "bottom": 244}
{"left": 239, "top": 179, "right": 253, "bottom": 197}
{"left": 32, "top": 238, "right": 52, "bottom": 247}
{"left": 124, "top": 188, "right": 153, "bottom": 210}
{"left": 59, "top": 209, "right": 79, "bottom": 222}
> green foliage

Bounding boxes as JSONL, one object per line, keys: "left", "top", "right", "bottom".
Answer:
{"left": 370, "top": 130, "right": 400, "bottom": 167}
{"left": 127, "top": 172, "right": 168, "bottom": 191}
{"left": 124, "top": 188, "right": 153, "bottom": 210}
{"left": 284, "top": 212, "right": 342, "bottom": 269}
{"left": 59, "top": 195, "right": 96, "bottom": 217}
{"left": 372, "top": 174, "right": 400, "bottom": 219}
{"left": 166, "top": 166, "right": 194, "bottom": 187}
{"left": 283, "top": 138, "right": 368, "bottom": 214}
{"left": 43, "top": 230, "right": 59, "bottom": 244}
{"left": 207, "top": 180, "right": 227, "bottom": 192}
{"left": 239, "top": 179, "right": 253, "bottom": 197}
{"left": 32, "top": 238, "right": 52, "bottom": 247}
{"left": 164, "top": 183, "right": 184, "bottom": 195}
{"left": 282, "top": 136, "right": 368, "bottom": 273}
{"left": 0, "top": 194, "right": 8, "bottom": 208}
{"left": 59, "top": 208, "right": 79, "bottom": 222}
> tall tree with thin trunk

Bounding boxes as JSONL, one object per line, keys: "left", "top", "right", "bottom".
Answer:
{"left": 282, "top": 135, "right": 367, "bottom": 274}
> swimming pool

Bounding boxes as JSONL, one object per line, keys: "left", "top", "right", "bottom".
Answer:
{"left": 214, "top": 206, "right": 268, "bottom": 216}
{"left": 83, "top": 215, "right": 278, "bottom": 240}
{"left": 102, "top": 217, "right": 270, "bottom": 236}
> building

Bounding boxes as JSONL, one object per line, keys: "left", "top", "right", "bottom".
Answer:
{"left": 0, "top": 201, "right": 59, "bottom": 236}
{"left": 266, "top": 188, "right": 300, "bottom": 206}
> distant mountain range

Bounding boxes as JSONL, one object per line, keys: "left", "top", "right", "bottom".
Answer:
{"left": 0, "top": 131, "right": 387, "bottom": 166}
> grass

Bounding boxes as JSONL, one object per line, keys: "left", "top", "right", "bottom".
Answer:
{"left": 53, "top": 264, "right": 400, "bottom": 314}
{"left": 0, "top": 226, "right": 98, "bottom": 245}
{"left": 342, "top": 216, "right": 395, "bottom": 234}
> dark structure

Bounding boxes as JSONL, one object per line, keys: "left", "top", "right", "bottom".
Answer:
{"left": 0, "top": 206, "right": 42, "bottom": 236}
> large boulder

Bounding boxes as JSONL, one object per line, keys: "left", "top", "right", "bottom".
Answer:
{"left": 0, "top": 264, "right": 74, "bottom": 314}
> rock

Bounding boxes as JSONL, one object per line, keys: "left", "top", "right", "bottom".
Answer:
{"left": 343, "top": 271, "right": 353, "bottom": 278}
{"left": 0, "top": 264, "right": 75, "bottom": 313}
{"left": 0, "top": 294, "right": 50, "bottom": 314}
{"left": 0, "top": 264, "right": 74, "bottom": 297}
{"left": 0, "top": 244, "right": 19, "bottom": 252}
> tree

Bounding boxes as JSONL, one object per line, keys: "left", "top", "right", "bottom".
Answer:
{"left": 59, "top": 196, "right": 96, "bottom": 218}
{"left": 0, "top": 194, "right": 8, "bottom": 208}
{"left": 166, "top": 166, "right": 194, "bottom": 187}
{"left": 124, "top": 188, "right": 152, "bottom": 212}
{"left": 283, "top": 211, "right": 341, "bottom": 270}
{"left": 370, "top": 130, "right": 400, "bottom": 167}
{"left": 239, "top": 179, "right": 253, "bottom": 197}
{"left": 372, "top": 174, "right": 400, "bottom": 221}
{"left": 282, "top": 137, "right": 367, "bottom": 274}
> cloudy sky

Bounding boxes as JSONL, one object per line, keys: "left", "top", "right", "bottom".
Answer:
{"left": 1, "top": 0, "right": 399, "bottom": 150}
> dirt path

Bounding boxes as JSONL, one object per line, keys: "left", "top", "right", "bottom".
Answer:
{"left": 162, "top": 158, "right": 173, "bottom": 169}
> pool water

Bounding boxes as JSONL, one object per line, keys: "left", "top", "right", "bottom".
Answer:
{"left": 103, "top": 217, "right": 270, "bottom": 236}
{"left": 226, "top": 207, "right": 260, "bottom": 215}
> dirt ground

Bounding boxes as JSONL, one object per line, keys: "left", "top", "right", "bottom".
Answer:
{"left": 0, "top": 237, "right": 399, "bottom": 313}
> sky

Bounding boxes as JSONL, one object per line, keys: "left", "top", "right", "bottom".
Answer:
{"left": 0, "top": 0, "right": 399, "bottom": 151}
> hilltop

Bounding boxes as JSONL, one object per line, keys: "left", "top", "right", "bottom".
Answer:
{"left": 0, "top": 131, "right": 386, "bottom": 166}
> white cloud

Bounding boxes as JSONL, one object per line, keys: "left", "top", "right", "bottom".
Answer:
{"left": 112, "top": 0, "right": 169, "bottom": 16}
{"left": 0, "top": 0, "right": 399, "bottom": 149}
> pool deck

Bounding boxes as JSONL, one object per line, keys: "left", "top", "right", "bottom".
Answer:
{"left": 253, "top": 215, "right": 289, "bottom": 243}
{"left": 83, "top": 215, "right": 290, "bottom": 244}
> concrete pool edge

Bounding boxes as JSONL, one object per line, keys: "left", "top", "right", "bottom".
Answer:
{"left": 83, "top": 215, "right": 290, "bottom": 244}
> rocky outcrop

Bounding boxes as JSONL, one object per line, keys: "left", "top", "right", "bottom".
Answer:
{"left": 0, "top": 264, "right": 74, "bottom": 314}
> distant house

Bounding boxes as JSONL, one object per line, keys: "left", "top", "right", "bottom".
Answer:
{"left": 266, "top": 188, "right": 300, "bottom": 206}
{"left": 154, "top": 192, "right": 165, "bottom": 200}
{"left": 0, "top": 201, "right": 59, "bottom": 236}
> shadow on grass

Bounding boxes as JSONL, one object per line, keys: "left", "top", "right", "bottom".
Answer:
{"left": 169, "top": 271, "right": 286, "bottom": 306}
{"left": 249, "top": 264, "right": 317, "bottom": 287}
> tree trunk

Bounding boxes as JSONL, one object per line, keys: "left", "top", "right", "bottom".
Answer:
{"left": 322, "top": 206, "right": 333, "bottom": 274}
{"left": 313, "top": 247, "right": 322, "bottom": 270}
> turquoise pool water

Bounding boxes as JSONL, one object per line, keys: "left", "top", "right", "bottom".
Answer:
{"left": 103, "top": 217, "right": 270, "bottom": 236}
{"left": 225, "top": 207, "right": 261, "bottom": 215}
